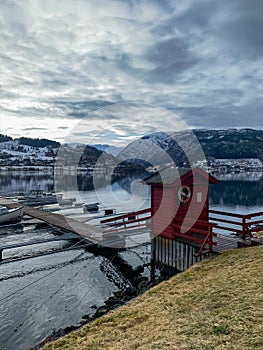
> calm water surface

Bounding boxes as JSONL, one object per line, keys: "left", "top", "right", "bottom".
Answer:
{"left": 0, "top": 170, "right": 263, "bottom": 350}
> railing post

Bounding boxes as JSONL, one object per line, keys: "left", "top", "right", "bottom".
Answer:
{"left": 209, "top": 226, "right": 213, "bottom": 251}
{"left": 242, "top": 216, "right": 246, "bottom": 240}
{"left": 242, "top": 216, "right": 252, "bottom": 240}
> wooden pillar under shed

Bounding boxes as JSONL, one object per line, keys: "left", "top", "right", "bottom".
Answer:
{"left": 151, "top": 236, "right": 206, "bottom": 274}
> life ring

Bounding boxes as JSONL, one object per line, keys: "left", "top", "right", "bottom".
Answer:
{"left": 178, "top": 185, "right": 191, "bottom": 204}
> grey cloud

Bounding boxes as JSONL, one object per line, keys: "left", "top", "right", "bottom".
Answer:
{"left": 172, "top": 97, "right": 263, "bottom": 129}
{"left": 216, "top": 2, "right": 263, "bottom": 59}
{"left": 145, "top": 37, "right": 197, "bottom": 83}
{"left": 155, "top": 1, "right": 218, "bottom": 36}
{"left": 0, "top": 0, "right": 263, "bottom": 139}
{"left": 54, "top": 100, "right": 115, "bottom": 119}
{"left": 157, "top": 0, "right": 263, "bottom": 61}
{"left": 21, "top": 127, "right": 47, "bottom": 131}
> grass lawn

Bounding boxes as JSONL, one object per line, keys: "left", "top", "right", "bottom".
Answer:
{"left": 43, "top": 245, "right": 263, "bottom": 350}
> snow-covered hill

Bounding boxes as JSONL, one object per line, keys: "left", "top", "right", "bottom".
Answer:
{"left": 113, "top": 130, "right": 203, "bottom": 168}
{"left": 116, "top": 128, "right": 263, "bottom": 166}
{"left": 0, "top": 140, "right": 58, "bottom": 166}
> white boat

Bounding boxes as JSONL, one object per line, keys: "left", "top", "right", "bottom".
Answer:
{"left": 0, "top": 206, "right": 23, "bottom": 224}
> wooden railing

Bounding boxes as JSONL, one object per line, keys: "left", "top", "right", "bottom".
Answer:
{"left": 209, "top": 209, "right": 263, "bottom": 240}
{"left": 100, "top": 208, "right": 152, "bottom": 233}
{"left": 172, "top": 217, "right": 217, "bottom": 255}
{"left": 100, "top": 207, "right": 263, "bottom": 253}
{"left": 100, "top": 209, "right": 218, "bottom": 255}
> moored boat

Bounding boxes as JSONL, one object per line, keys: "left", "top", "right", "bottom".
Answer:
{"left": 18, "top": 190, "right": 63, "bottom": 206}
{"left": 83, "top": 203, "right": 100, "bottom": 212}
{"left": 0, "top": 206, "right": 23, "bottom": 224}
{"left": 58, "top": 197, "right": 76, "bottom": 206}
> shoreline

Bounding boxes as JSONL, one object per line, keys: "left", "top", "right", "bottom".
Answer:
{"left": 40, "top": 245, "right": 263, "bottom": 350}
{"left": 32, "top": 269, "right": 174, "bottom": 350}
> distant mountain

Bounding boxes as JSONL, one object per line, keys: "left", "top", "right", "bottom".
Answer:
{"left": 0, "top": 134, "right": 12, "bottom": 143}
{"left": 0, "top": 135, "right": 107, "bottom": 167}
{"left": 114, "top": 128, "right": 263, "bottom": 168}
{"left": 193, "top": 128, "right": 263, "bottom": 159}
{"left": 0, "top": 135, "right": 145, "bottom": 173}
{"left": 0, "top": 134, "right": 60, "bottom": 148}
{"left": 92, "top": 144, "right": 123, "bottom": 156}
{"left": 115, "top": 130, "right": 199, "bottom": 167}
{"left": 1, "top": 129, "right": 263, "bottom": 168}
{"left": 54, "top": 144, "right": 103, "bottom": 167}
{"left": 18, "top": 137, "right": 60, "bottom": 149}
{"left": 92, "top": 144, "right": 109, "bottom": 152}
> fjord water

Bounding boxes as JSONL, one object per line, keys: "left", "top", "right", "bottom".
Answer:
{"left": 0, "top": 170, "right": 263, "bottom": 350}
{"left": 209, "top": 172, "right": 263, "bottom": 213}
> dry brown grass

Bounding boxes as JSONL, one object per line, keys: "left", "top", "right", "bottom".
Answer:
{"left": 43, "top": 245, "right": 263, "bottom": 350}
{"left": 255, "top": 230, "right": 263, "bottom": 238}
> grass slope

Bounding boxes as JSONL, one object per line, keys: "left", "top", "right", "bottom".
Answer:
{"left": 43, "top": 246, "right": 263, "bottom": 350}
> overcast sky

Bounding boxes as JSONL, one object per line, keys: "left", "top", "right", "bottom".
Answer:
{"left": 0, "top": 0, "right": 263, "bottom": 144}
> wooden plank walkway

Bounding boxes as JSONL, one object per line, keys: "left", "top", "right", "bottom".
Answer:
{"left": 214, "top": 233, "right": 263, "bottom": 253}
{"left": 213, "top": 234, "right": 240, "bottom": 253}
{"left": 0, "top": 197, "right": 105, "bottom": 243}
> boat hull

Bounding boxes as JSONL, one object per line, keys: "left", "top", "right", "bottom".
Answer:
{"left": 21, "top": 198, "right": 58, "bottom": 206}
{"left": 83, "top": 203, "right": 99, "bottom": 212}
{"left": 0, "top": 207, "right": 24, "bottom": 224}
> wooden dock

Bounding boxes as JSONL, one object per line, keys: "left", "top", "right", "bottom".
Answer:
{"left": 0, "top": 197, "right": 150, "bottom": 249}
{"left": 1, "top": 196, "right": 262, "bottom": 257}
{"left": 0, "top": 197, "right": 100, "bottom": 239}
{"left": 213, "top": 234, "right": 263, "bottom": 253}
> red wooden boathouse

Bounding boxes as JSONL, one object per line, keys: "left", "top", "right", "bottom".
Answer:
{"left": 101, "top": 167, "right": 220, "bottom": 271}
{"left": 145, "top": 166, "right": 218, "bottom": 239}
{"left": 144, "top": 167, "right": 219, "bottom": 272}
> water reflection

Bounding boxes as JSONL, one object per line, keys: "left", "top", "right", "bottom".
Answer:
{"left": 0, "top": 171, "right": 54, "bottom": 195}
{"left": 210, "top": 179, "right": 263, "bottom": 207}
{"left": 0, "top": 171, "right": 149, "bottom": 196}
{"left": 1, "top": 171, "right": 263, "bottom": 209}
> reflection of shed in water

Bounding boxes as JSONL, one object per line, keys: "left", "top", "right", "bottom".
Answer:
{"left": 144, "top": 167, "right": 219, "bottom": 273}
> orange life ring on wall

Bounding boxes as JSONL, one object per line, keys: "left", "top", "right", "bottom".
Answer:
{"left": 178, "top": 185, "right": 191, "bottom": 204}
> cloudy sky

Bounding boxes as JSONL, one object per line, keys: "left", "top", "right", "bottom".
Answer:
{"left": 0, "top": 0, "right": 263, "bottom": 144}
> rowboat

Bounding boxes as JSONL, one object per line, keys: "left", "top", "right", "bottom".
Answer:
{"left": 0, "top": 206, "right": 23, "bottom": 224}
{"left": 83, "top": 203, "right": 100, "bottom": 212}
